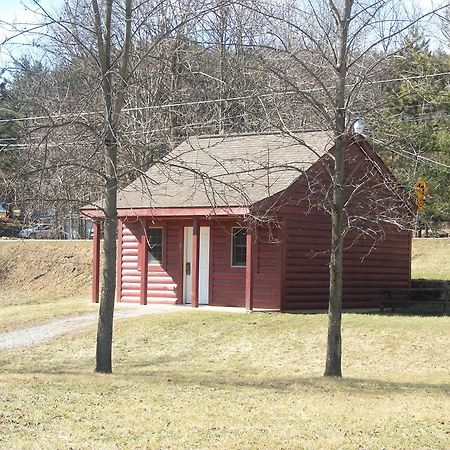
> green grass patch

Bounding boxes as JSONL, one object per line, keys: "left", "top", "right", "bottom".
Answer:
{"left": 0, "top": 311, "right": 449, "bottom": 449}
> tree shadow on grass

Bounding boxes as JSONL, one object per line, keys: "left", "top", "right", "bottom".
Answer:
{"left": 1, "top": 342, "right": 449, "bottom": 396}
{"left": 3, "top": 368, "right": 449, "bottom": 396}
{"left": 120, "top": 371, "right": 450, "bottom": 395}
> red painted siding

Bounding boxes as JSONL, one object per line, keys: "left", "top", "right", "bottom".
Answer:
{"left": 120, "top": 221, "right": 140, "bottom": 302}
{"left": 210, "top": 221, "right": 245, "bottom": 307}
{"left": 119, "top": 220, "right": 181, "bottom": 304}
{"left": 253, "top": 226, "right": 282, "bottom": 309}
{"left": 279, "top": 140, "right": 412, "bottom": 310}
{"left": 207, "top": 220, "right": 281, "bottom": 309}
{"left": 282, "top": 205, "right": 410, "bottom": 309}
{"left": 117, "top": 136, "right": 411, "bottom": 312}
{"left": 148, "top": 222, "right": 182, "bottom": 304}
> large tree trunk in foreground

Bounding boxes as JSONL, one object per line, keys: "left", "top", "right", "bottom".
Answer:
{"left": 93, "top": 0, "right": 132, "bottom": 373}
{"left": 324, "top": 134, "right": 345, "bottom": 377}
{"left": 95, "top": 139, "right": 118, "bottom": 373}
{"left": 324, "top": 0, "right": 352, "bottom": 378}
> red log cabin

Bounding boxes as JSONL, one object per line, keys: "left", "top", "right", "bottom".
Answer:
{"left": 82, "top": 131, "right": 414, "bottom": 311}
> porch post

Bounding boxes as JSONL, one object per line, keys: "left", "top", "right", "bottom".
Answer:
{"left": 92, "top": 220, "right": 101, "bottom": 303}
{"left": 139, "top": 227, "right": 148, "bottom": 305}
{"left": 245, "top": 228, "right": 254, "bottom": 311}
{"left": 191, "top": 218, "right": 200, "bottom": 308}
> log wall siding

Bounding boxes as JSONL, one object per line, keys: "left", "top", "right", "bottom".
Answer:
{"left": 282, "top": 205, "right": 410, "bottom": 309}
{"left": 280, "top": 140, "right": 411, "bottom": 310}
{"left": 120, "top": 221, "right": 180, "bottom": 304}
{"left": 210, "top": 222, "right": 245, "bottom": 307}
{"left": 118, "top": 137, "right": 412, "bottom": 312}
{"left": 120, "top": 221, "right": 140, "bottom": 303}
{"left": 253, "top": 226, "right": 282, "bottom": 309}
{"left": 208, "top": 220, "right": 282, "bottom": 309}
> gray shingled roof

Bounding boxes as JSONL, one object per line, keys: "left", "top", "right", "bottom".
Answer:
{"left": 116, "top": 131, "right": 333, "bottom": 209}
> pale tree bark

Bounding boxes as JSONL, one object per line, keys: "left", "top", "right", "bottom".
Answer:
{"left": 92, "top": 0, "right": 133, "bottom": 374}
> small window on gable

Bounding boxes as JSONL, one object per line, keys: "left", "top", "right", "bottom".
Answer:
{"left": 148, "top": 228, "right": 163, "bottom": 264}
{"left": 232, "top": 227, "right": 246, "bottom": 267}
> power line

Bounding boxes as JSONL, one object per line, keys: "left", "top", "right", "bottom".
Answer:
{"left": 2, "top": 107, "right": 450, "bottom": 148}
{"left": 0, "top": 114, "right": 250, "bottom": 148}
{"left": 383, "top": 146, "right": 450, "bottom": 172}
{"left": 0, "top": 71, "right": 449, "bottom": 125}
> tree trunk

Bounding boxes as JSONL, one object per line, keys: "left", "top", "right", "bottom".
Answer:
{"left": 324, "top": 133, "right": 345, "bottom": 377}
{"left": 92, "top": 0, "right": 132, "bottom": 373}
{"left": 324, "top": 0, "right": 352, "bottom": 378}
{"left": 95, "top": 138, "right": 118, "bottom": 373}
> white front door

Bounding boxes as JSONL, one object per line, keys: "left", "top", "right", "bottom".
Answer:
{"left": 198, "top": 226, "right": 210, "bottom": 304}
{"left": 183, "top": 226, "right": 210, "bottom": 304}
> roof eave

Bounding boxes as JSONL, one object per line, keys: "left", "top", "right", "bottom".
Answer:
{"left": 81, "top": 205, "right": 250, "bottom": 219}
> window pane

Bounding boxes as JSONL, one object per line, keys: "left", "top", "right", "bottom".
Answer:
{"left": 232, "top": 228, "right": 246, "bottom": 266}
{"left": 148, "top": 228, "right": 163, "bottom": 264}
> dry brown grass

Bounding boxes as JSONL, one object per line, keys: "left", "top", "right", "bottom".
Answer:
{"left": 0, "top": 240, "right": 95, "bottom": 332}
{"left": 0, "top": 296, "right": 97, "bottom": 334}
{"left": 0, "top": 239, "right": 449, "bottom": 448}
{"left": 0, "top": 237, "right": 446, "bottom": 333}
{"left": 0, "top": 311, "right": 449, "bottom": 449}
{"left": 412, "top": 238, "right": 450, "bottom": 280}
{"left": 0, "top": 240, "right": 92, "bottom": 302}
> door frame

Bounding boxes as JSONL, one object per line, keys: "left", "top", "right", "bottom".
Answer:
{"left": 183, "top": 226, "right": 193, "bottom": 304}
{"left": 183, "top": 225, "right": 210, "bottom": 305}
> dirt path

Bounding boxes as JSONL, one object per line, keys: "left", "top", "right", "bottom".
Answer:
{"left": 0, "top": 304, "right": 186, "bottom": 351}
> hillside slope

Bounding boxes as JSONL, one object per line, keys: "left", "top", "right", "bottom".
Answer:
{"left": 0, "top": 240, "right": 93, "bottom": 305}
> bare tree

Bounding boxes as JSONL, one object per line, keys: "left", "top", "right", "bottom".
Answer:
{"left": 87, "top": 0, "right": 132, "bottom": 373}
{"left": 3, "top": 0, "right": 445, "bottom": 378}
{"left": 246, "top": 0, "right": 446, "bottom": 376}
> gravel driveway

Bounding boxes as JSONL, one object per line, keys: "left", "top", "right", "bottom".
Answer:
{"left": 0, "top": 304, "right": 186, "bottom": 351}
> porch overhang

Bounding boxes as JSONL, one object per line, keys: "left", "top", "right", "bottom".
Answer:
{"left": 81, "top": 206, "right": 250, "bottom": 219}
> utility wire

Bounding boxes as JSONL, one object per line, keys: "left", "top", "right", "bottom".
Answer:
{"left": 3, "top": 110, "right": 450, "bottom": 147}
{"left": 383, "top": 147, "right": 450, "bottom": 171}
{"left": 3, "top": 107, "right": 450, "bottom": 146}
{"left": 0, "top": 71, "right": 449, "bottom": 125}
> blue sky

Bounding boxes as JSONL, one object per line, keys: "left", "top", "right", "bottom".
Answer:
{"left": 0, "top": 0, "right": 447, "bottom": 71}
{"left": 0, "top": 0, "right": 61, "bottom": 70}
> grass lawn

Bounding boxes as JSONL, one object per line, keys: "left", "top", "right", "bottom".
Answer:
{"left": 0, "top": 311, "right": 449, "bottom": 449}
{"left": 0, "top": 295, "right": 96, "bottom": 334}
{"left": 412, "top": 238, "right": 450, "bottom": 280}
{"left": 0, "top": 239, "right": 449, "bottom": 448}
{"left": 0, "top": 240, "right": 94, "bottom": 332}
